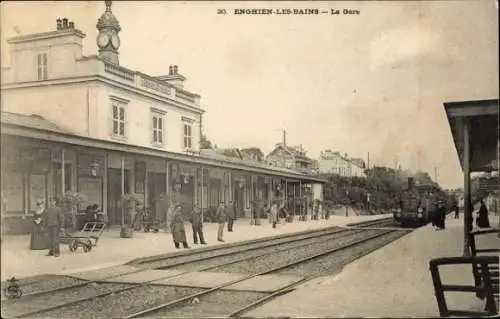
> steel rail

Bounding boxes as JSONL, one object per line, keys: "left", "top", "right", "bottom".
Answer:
{"left": 174, "top": 228, "right": 381, "bottom": 273}
{"left": 124, "top": 228, "right": 403, "bottom": 319}
{"left": 145, "top": 218, "right": 394, "bottom": 270}
{"left": 154, "top": 227, "right": 363, "bottom": 270}
{"left": 10, "top": 225, "right": 391, "bottom": 318}
{"left": 226, "top": 229, "right": 412, "bottom": 317}
{"left": 133, "top": 217, "right": 394, "bottom": 266}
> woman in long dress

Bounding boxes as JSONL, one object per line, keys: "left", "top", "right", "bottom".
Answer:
{"left": 30, "top": 199, "right": 48, "bottom": 250}
{"left": 476, "top": 199, "right": 491, "bottom": 228}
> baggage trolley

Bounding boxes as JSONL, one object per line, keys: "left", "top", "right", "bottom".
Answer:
{"left": 142, "top": 208, "right": 159, "bottom": 233}
{"left": 60, "top": 222, "right": 106, "bottom": 253}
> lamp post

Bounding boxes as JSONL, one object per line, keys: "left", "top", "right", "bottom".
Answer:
{"left": 345, "top": 189, "right": 349, "bottom": 217}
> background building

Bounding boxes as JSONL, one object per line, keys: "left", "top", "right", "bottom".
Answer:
{"left": 317, "top": 150, "right": 367, "bottom": 177}
{"left": 266, "top": 143, "right": 315, "bottom": 171}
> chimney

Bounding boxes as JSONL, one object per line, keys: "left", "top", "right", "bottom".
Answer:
{"left": 62, "top": 18, "right": 69, "bottom": 29}
{"left": 69, "top": 21, "right": 74, "bottom": 29}
{"left": 155, "top": 65, "right": 187, "bottom": 89}
{"left": 56, "top": 18, "right": 62, "bottom": 30}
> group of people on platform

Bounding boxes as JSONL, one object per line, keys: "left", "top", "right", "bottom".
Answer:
{"left": 431, "top": 197, "right": 492, "bottom": 231}
{"left": 166, "top": 199, "right": 293, "bottom": 249}
{"left": 167, "top": 201, "right": 236, "bottom": 249}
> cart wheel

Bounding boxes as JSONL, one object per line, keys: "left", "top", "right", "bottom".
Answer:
{"left": 69, "top": 240, "right": 78, "bottom": 252}
{"left": 153, "top": 229, "right": 159, "bottom": 233}
{"left": 144, "top": 227, "right": 150, "bottom": 233}
{"left": 83, "top": 240, "right": 93, "bottom": 253}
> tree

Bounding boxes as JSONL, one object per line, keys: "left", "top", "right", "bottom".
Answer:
{"left": 200, "top": 134, "right": 213, "bottom": 149}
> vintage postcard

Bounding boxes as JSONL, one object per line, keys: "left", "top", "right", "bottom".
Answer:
{"left": 1, "top": 1, "right": 499, "bottom": 318}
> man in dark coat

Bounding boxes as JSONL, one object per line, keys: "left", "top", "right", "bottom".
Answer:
{"left": 190, "top": 205, "right": 206, "bottom": 245}
{"left": 216, "top": 202, "right": 226, "bottom": 242}
{"left": 44, "top": 198, "right": 64, "bottom": 257}
{"left": 170, "top": 205, "right": 189, "bottom": 249}
{"left": 227, "top": 200, "right": 236, "bottom": 232}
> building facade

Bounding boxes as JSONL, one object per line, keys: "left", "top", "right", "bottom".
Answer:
{"left": 266, "top": 143, "right": 315, "bottom": 171}
{"left": 0, "top": 4, "right": 325, "bottom": 234}
{"left": 317, "top": 150, "right": 366, "bottom": 178}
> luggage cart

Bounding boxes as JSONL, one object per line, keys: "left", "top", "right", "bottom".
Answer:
{"left": 142, "top": 208, "right": 159, "bottom": 233}
{"left": 60, "top": 222, "right": 106, "bottom": 253}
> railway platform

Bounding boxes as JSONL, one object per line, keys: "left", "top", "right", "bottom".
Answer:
{"left": 1, "top": 214, "right": 390, "bottom": 281}
{"left": 245, "top": 214, "right": 499, "bottom": 318}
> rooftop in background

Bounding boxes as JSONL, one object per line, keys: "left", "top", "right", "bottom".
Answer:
{"left": 444, "top": 99, "right": 499, "bottom": 173}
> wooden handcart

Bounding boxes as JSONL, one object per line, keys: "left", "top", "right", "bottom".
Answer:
{"left": 60, "top": 222, "right": 106, "bottom": 253}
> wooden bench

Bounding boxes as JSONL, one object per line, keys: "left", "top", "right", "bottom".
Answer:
{"left": 429, "top": 229, "right": 499, "bottom": 317}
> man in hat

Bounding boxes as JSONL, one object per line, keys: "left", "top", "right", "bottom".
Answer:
{"left": 44, "top": 197, "right": 64, "bottom": 257}
{"left": 216, "top": 202, "right": 226, "bottom": 242}
{"left": 190, "top": 204, "right": 207, "bottom": 245}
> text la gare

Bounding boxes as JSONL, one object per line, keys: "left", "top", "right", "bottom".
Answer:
{"left": 332, "top": 9, "right": 360, "bottom": 15}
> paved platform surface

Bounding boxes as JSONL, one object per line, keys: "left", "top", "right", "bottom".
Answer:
{"left": 102, "top": 269, "right": 184, "bottom": 283}
{"left": 246, "top": 215, "right": 499, "bottom": 318}
{"left": 152, "top": 271, "right": 247, "bottom": 288}
{"left": 223, "top": 274, "right": 304, "bottom": 293}
{"left": 69, "top": 265, "right": 141, "bottom": 281}
{"left": 1, "top": 214, "right": 390, "bottom": 281}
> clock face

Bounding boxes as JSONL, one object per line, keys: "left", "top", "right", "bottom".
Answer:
{"left": 97, "top": 32, "right": 109, "bottom": 48}
{"left": 111, "top": 34, "right": 121, "bottom": 50}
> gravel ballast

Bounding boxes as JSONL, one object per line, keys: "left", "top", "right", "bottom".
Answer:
{"left": 208, "top": 229, "right": 388, "bottom": 274}
{"left": 1, "top": 282, "right": 132, "bottom": 318}
{"left": 141, "top": 226, "right": 344, "bottom": 270}
{"left": 2, "top": 275, "right": 88, "bottom": 298}
{"left": 168, "top": 228, "right": 368, "bottom": 272}
{"left": 143, "top": 290, "right": 269, "bottom": 318}
{"left": 28, "top": 285, "right": 206, "bottom": 318}
{"left": 275, "top": 230, "right": 410, "bottom": 278}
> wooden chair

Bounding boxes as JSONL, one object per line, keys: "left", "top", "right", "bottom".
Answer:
{"left": 429, "top": 255, "right": 499, "bottom": 317}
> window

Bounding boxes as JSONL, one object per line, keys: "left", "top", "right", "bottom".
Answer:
{"left": 111, "top": 101, "right": 126, "bottom": 138}
{"left": 183, "top": 124, "right": 192, "bottom": 149}
{"left": 37, "top": 53, "right": 48, "bottom": 80}
{"left": 152, "top": 112, "right": 165, "bottom": 145}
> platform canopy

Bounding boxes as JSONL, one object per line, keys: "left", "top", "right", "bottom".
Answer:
{"left": 444, "top": 99, "right": 499, "bottom": 173}
{"left": 443, "top": 98, "right": 499, "bottom": 256}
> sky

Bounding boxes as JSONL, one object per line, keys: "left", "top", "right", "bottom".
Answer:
{"left": 1, "top": 1, "right": 498, "bottom": 189}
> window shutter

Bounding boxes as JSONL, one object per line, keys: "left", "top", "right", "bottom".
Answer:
{"left": 158, "top": 117, "right": 163, "bottom": 144}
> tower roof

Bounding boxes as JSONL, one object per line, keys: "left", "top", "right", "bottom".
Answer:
{"left": 96, "top": 0, "right": 121, "bottom": 31}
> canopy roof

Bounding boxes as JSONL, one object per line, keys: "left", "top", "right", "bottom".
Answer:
{"left": 444, "top": 99, "right": 499, "bottom": 172}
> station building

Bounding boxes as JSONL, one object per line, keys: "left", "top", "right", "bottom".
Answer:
{"left": 0, "top": 3, "right": 325, "bottom": 234}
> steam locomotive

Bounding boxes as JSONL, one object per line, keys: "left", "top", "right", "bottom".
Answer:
{"left": 393, "top": 178, "right": 450, "bottom": 227}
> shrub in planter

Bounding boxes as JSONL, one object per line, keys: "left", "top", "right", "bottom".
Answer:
{"left": 120, "top": 193, "right": 144, "bottom": 238}
{"left": 60, "top": 191, "right": 87, "bottom": 232}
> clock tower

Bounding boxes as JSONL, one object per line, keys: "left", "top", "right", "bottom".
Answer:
{"left": 96, "top": 0, "right": 121, "bottom": 65}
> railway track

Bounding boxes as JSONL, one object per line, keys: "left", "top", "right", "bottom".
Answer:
{"left": 2, "top": 221, "right": 411, "bottom": 318}
{"left": 2, "top": 217, "right": 393, "bottom": 299}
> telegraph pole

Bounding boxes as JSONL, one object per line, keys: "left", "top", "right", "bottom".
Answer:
{"left": 434, "top": 166, "right": 438, "bottom": 184}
